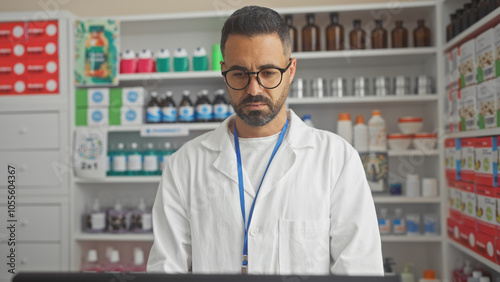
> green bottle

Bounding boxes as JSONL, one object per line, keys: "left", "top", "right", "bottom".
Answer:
{"left": 143, "top": 142, "right": 159, "bottom": 176}
{"left": 126, "top": 142, "right": 143, "bottom": 176}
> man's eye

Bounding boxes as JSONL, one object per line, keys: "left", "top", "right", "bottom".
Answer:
{"left": 230, "top": 71, "right": 246, "bottom": 78}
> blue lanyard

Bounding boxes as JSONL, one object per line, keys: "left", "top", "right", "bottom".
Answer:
{"left": 233, "top": 118, "right": 289, "bottom": 274}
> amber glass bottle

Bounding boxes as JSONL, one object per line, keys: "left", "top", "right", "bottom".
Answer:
{"left": 326, "top": 12, "right": 344, "bottom": 50}
{"left": 489, "top": 0, "right": 497, "bottom": 11}
{"left": 479, "top": 0, "right": 490, "bottom": 18}
{"left": 349, "top": 20, "right": 366, "bottom": 50}
{"left": 462, "top": 4, "right": 472, "bottom": 31}
{"left": 392, "top": 20, "right": 408, "bottom": 47}
{"left": 302, "top": 13, "right": 320, "bottom": 52}
{"left": 371, "top": 20, "right": 387, "bottom": 49}
{"left": 469, "top": 0, "right": 480, "bottom": 27}
{"left": 285, "top": 15, "right": 298, "bottom": 52}
{"left": 447, "top": 14, "right": 456, "bottom": 41}
{"left": 454, "top": 9, "right": 464, "bottom": 35}
{"left": 413, "top": 19, "right": 431, "bottom": 47}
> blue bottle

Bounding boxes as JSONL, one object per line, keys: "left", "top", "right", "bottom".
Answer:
{"left": 212, "top": 89, "right": 229, "bottom": 121}
{"left": 160, "top": 91, "right": 177, "bottom": 123}
{"left": 142, "top": 142, "right": 159, "bottom": 176}
{"left": 127, "top": 142, "right": 143, "bottom": 176}
{"left": 195, "top": 89, "right": 213, "bottom": 122}
{"left": 178, "top": 90, "right": 194, "bottom": 123}
{"left": 145, "top": 91, "right": 161, "bottom": 123}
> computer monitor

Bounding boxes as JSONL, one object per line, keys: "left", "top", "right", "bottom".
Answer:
{"left": 13, "top": 272, "right": 400, "bottom": 282}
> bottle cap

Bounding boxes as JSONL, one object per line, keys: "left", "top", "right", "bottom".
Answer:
{"left": 193, "top": 47, "right": 207, "bottom": 57}
{"left": 146, "top": 142, "right": 154, "bottom": 150}
{"left": 130, "top": 142, "right": 138, "bottom": 150}
{"left": 156, "top": 48, "right": 170, "bottom": 58}
{"left": 372, "top": 109, "right": 381, "bottom": 116}
{"left": 138, "top": 49, "right": 152, "bottom": 59}
{"left": 379, "top": 208, "right": 388, "bottom": 217}
{"left": 166, "top": 91, "right": 173, "bottom": 97}
{"left": 150, "top": 91, "right": 158, "bottom": 98}
{"left": 134, "top": 247, "right": 145, "bottom": 265}
{"left": 200, "top": 89, "right": 209, "bottom": 95}
{"left": 92, "top": 199, "right": 101, "bottom": 212}
{"left": 174, "top": 48, "right": 188, "bottom": 57}
{"left": 114, "top": 200, "right": 122, "bottom": 212}
{"left": 463, "top": 260, "right": 472, "bottom": 274}
{"left": 472, "top": 271, "right": 482, "bottom": 278}
{"left": 423, "top": 270, "right": 435, "bottom": 279}
{"left": 87, "top": 249, "right": 98, "bottom": 263}
{"left": 117, "top": 143, "right": 125, "bottom": 150}
{"left": 355, "top": 115, "right": 364, "bottom": 124}
{"left": 122, "top": 50, "right": 136, "bottom": 60}
{"left": 395, "top": 208, "right": 403, "bottom": 216}
{"left": 109, "top": 250, "right": 120, "bottom": 263}
{"left": 302, "top": 114, "right": 311, "bottom": 120}
{"left": 138, "top": 198, "right": 146, "bottom": 211}
{"left": 164, "top": 142, "right": 172, "bottom": 149}
{"left": 338, "top": 113, "right": 351, "bottom": 121}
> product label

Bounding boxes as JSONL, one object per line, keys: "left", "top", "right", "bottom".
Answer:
{"left": 378, "top": 219, "right": 391, "bottom": 235}
{"left": 406, "top": 215, "right": 420, "bottom": 234}
{"left": 476, "top": 184, "right": 496, "bottom": 235}
{"left": 214, "top": 104, "right": 229, "bottom": 120}
{"left": 451, "top": 90, "right": 460, "bottom": 132}
{"left": 125, "top": 109, "right": 137, "bottom": 122}
{"left": 459, "top": 40, "right": 476, "bottom": 88}
{"left": 445, "top": 139, "right": 461, "bottom": 180}
{"left": 459, "top": 86, "right": 477, "bottom": 131}
{"left": 196, "top": 104, "right": 213, "bottom": 121}
{"left": 86, "top": 46, "right": 108, "bottom": 72}
{"left": 449, "top": 182, "right": 462, "bottom": 220}
{"left": 477, "top": 80, "right": 497, "bottom": 129}
{"left": 179, "top": 106, "right": 194, "bottom": 122}
{"left": 460, "top": 138, "right": 475, "bottom": 182}
{"left": 142, "top": 213, "right": 152, "bottom": 230}
{"left": 475, "top": 137, "right": 498, "bottom": 186}
{"left": 161, "top": 107, "right": 177, "bottom": 122}
{"left": 146, "top": 106, "right": 161, "bottom": 123}
{"left": 393, "top": 218, "right": 406, "bottom": 234}
{"left": 476, "top": 29, "right": 495, "bottom": 83}
{"left": 423, "top": 216, "right": 438, "bottom": 235}
{"left": 113, "top": 155, "right": 126, "bottom": 172}
{"left": 90, "top": 213, "right": 106, "bottom": 230}
{"left": 127, "top": 154, "right": 142, "bottom": 171}
{"left": 143, "top": 155, "right": 158, "bottom": 172}
{"left": 361, "top": 152, "right": 388, "bottom": 192}
{"left": 460, "top": 182, "right": 476, "bottom": 227}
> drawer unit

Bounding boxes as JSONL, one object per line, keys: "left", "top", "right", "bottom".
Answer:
{"left": 0, "top": 112, "right": 59, "bottom": 150}
{"left": 0, "top": 204, "right": 61, "bottom": 241}
{"left": 0, "top": 151, "right": 63, "bottom": 187}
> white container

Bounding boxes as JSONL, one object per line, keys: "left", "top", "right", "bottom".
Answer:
{"left": 393, "top": 208, "right": 406, "bottom": 235}
{"left": 368, "top": 110, "right": 387, "bottom": 152}
{"left": 405, "top": 174, "right": 420, "bottom": 197}
{"left": 353, "top": 115, "right": 368, "bottom": 152}
{"left": 337, "top": 113, "right": 352, "bottom": 144}
{"left": 422, "top": 178, "right": 438, "bottom": 197}
{"left": 398, "top": 116, "right": 423, "bottom": 134}
{"left": 413, "top": 133, "right": 437, "bottom": 152}
{"left": 387, "top": 133, "right": 411, "bottom": 150}
{"left": 378, "top": 208, "right": 391, "bottom": 235}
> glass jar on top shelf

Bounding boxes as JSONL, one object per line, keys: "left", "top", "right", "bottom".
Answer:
{"left": 413, "top": 19, "right": 431, "bottom": 47}
{"left": 371, "top": 19, "right": 387, "bottom": 49}
{"left": 284, "top": 15, "right": 298, "bottom": 53}
{"left": 392, "top": 20, "right": 408, "bottom": 48}
{"left": 447, "top": 14, "right": 456, "bottom": 41}
{"left": 350, "top": 19, "right": 366, "bottom": 50}
{"left": 326, "top": 12, "right": 344, "bottom": 51}
{"left": 302, "top": 13, "right": 320, "bottom": 52}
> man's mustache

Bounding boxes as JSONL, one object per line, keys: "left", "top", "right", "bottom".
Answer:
{"left": 239, "top": 95, "right": 272, "bottom": 107}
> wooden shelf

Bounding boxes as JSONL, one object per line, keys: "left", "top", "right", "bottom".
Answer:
{"left": 445, "top": 128, "right": 500, "bottom": 139}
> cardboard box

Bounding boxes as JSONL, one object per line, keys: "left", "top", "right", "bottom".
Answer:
{"left": 26, "top": 20, "right": 58, "bottom": 41}
{"left": 459, "top": 39, "right": 477, "bottom": 88}
{"left": 445, "top": 139, "right": 461, "bottom": 181}
{"left": 109, "top": 87, "right": 145, "bottom": 108}
{"left": 25, "top": 75, "right": 58, "bottom": 94}
{"left": 0, "top": 21, "right": 25, "bottom": 41}
{"left": 476, "top": 184, "right": 497, "bottom": 235}
{"left": 459, "top": 222, "right": 476, "bottom": 251}
{"left": 475, "top": 231, "right": 496, "bottom": 263}
{"left": 447, "top": 217, "right": 461, "bottom": 243}
{"left": 494, "top": 23, "right": 500, "bottom": 78}
{"left": 452, "top": 48, "right": 460, "bottom": 91}
{"left": 76, "top": 88, "right": 110, "bottom": 108}
{"left": 109, "top": 106, "right": 143, "bottom": 126}
{"left": 445, "top": 52, "right": 451, "bottom": 92}
{"left": 496, "top": 183, "right": 500, "bottom": 237}
{"left": 477, "top": 79, "right": 497, "bottom": 129}
{"left": 460, "top": 138, "right": 475, "bottom": 182}
{"left": 452, "top": 90, "right": 461, "bottom": 132}
{"left": 496, "top": 238, "right": 500, "bottom": 265}
{"left": 0, "top": 77, "right": 26, "bottom": 94}
{"left": 448, "top": 180, "right": 463, "bottom": 221}
{"left": 75, "top": 108, "right": 108, "bottom": 126}
{"left": 0, "top": 59, "right": 25, "bottom": 76}
{"left": 460, "top": 181, "right": 477, "bottom": 228}
{"left": 444, "top": 93, "right": 451, "bottom": 132}
{"left": 25, "top": 40, "right": 57, "bottom": 58}
{"left": 476, "top": 28, "right": 496, "bottom": 83}
{"left": 475, "top": 136, "right": 499, "bottom": 186}
{"left": 459, "top": 86, "right": 477, "bottom": 131}
{"left": 25, "top": 58, "right": 59, "bottom": 76}
{"left": 0, "top": 42, "right": 26, "bottom": 59}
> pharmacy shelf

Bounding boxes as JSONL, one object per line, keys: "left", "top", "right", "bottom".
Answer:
{"left": 444, "top": 8, "right": 500, "bottom": 52}
{"left": 388, "top": 149, "right": 439, "bottom": 157}
{"left": 445, "top": 128, "right": 500, "bottom": 139}
{"left": 106, "top": 122, "right": 220, "bottom": 132}
{"left": 373, "top": 196, "right": 441, "bottom": 204}
{"left": 288, "top": 95, "right": 438, "bottom": 105}
{"left": 74, "top": 176, "right": 161, "bottom": 184}
{"left": 75, "top": 233, "right": 154, "bottom": 242}
{"left": 293, "top": 47, "right": 436, "bottom": 60}
{"left": 448, "top": 239, "right": 500, "bottom": 271}
{"left": 381, "top": 235, "right": 443, "bottom": 242}
{"left": 118, "top": 70, "right": 222, "bottom": 82}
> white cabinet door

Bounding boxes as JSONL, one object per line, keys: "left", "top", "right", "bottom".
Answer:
{"left": 0, "top": 204, "right": 61, "bottom": 241}
{"left": 0, "top": 112, "right": 59, "bottom": 150}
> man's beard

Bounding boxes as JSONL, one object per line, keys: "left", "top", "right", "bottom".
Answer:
{"left": 230, "top": 84, "right": 288, "bottom": 127}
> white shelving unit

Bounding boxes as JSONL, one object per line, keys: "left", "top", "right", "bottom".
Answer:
{"left": 71, "top": 1, "right": 446, "bottom": 278}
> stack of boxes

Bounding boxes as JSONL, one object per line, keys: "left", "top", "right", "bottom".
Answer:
{"left": 446, "top": 136, "right": 499, "bottom": 264}
{"left": 75, "top": 87, "right": 145, "bottom": 126}
{"left": 0, "top": 20, "right": 60, "bottom": 95}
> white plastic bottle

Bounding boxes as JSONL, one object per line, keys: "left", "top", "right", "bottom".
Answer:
{"left": 467, "top": 271, "right": 482, "bottom": 282}
{"left": 337, "top": 113, "right": 352, "bottom": 144}
{"left": 81, "top": 249, "right": 101, "bottom": 273}
{"left": 378, "top": 207, "right": 392, "bottom": 235}
{"left": 302, "top": 114, "right": 314, "bottom": 127}
{"left": 102, "top": 249, "right": 125, "bottom": 273}
{"left": 393, "top": 207, "right": 406, "bottom": 235}
{"left": 127, "top": 247, "right": 147, "bottom": 273}
{"left": 401, "top": 263, "right": 415, "bottom": 282}
{"left": 368, "top": 109, "right": 387, "bottom": 152}
{"left": 353, "top": 114, "right": 368, "bottom": 152}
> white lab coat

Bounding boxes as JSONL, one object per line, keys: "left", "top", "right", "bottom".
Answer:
{"left": 147, "top": 109, "right": 383, "bottom": 276}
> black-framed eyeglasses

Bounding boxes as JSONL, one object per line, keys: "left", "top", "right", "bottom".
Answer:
{"left": 221, "top": 58, "right": 292, "bottom": 90}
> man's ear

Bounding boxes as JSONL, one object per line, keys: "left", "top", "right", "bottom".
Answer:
{"left": 288, "top": 58, "right": 297, "bottom": 83}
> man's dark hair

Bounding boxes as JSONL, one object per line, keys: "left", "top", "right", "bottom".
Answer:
{"left": 220, "top": 6, "right": 291, "bottom": 58}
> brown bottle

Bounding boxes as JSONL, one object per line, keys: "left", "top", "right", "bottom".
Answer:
{"left": 349, "top": 20, "right": 366, "bottom": 50}
{"left": 413, "top": 19, "right": 431, "bottom": 47}
{"left": 454, "top": 9, "right": 464, "bottom": 35}
{"left": 371, "top": 19, "right": 387, "bottom": 49}
{"left": 392, "top": 20, "right": 408, "bottom": 47}
{"left": 302, "top": 13, "right": 320, "bottom": 52}
{"left": 489, "top": 0, "right": 497, "bottom": 11}
{"left": 462, "top": 4, "right": 472, "bottom": 31}
{"left": 447, "top": 14, "right": 456, "bottom": 41}
{"left": 285, "top": 15, "right": 298, "bottom": 52}
{"left": 479, "top": 0, "right": 490, "bottom": 18}
{"left": 470, "top": 0, "right": 480, "bottom": 25}
{"left": 496, "top": 0, "right": 500, "bottom": 9}
{"left": 326, "top": 12, "right": 344, "bottom": 51}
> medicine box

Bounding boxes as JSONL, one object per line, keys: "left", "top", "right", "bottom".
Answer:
{"left": 475, "top": 231, "right": 496, "bottom": 263}
{"left": 452, "top": 47, "right": 460, "bottom": 91}
{"left": 460, "top": 138, "right": 475, "bottom": 182}
{"left": 109, "top": 106, "right": 143, "bottom": 126}
{"left": 452, "top": 90, "right": 461, "bottom": 132}
{"left": 477, "top": 79, "right": 497, "bottom": 129}
{"left": 445, "top": 138, "right": 461, "bottom": 181}
{"left": 476, "top": 28, "right": 496, "bottom": 83}
{"left": 76, "top": 88, "right": 110, "bottom": 108}
{"left": 459, "top": 86, "right": 477, "bottom": 131}
{"left": 448, "top": 180, "right": 462, "bottom": 221}
{"left": 459, "top": 39, "right": 477, "bottom": 88}
{"left": 458, "top": 222, "right": 476, "bottom": 251}
{"left": 475, "top": 184, "right": 496, "bottom": 235}
{"left": 109, "top": 87, "right": 145, "bottom": 107}
{"left": 75, "top": 108, "right": 108, "bottom": 126}
{"left": 460, "top": 181, "right": 476, "bottom": 228}
{"left": 494, "top": 23, "right": 500, "bottom": 78}
{"left": 475, "top": 136, "right": 498, "bottom": 186}
{"left": 447, "top": 217, "right": 461, "bottom": 243}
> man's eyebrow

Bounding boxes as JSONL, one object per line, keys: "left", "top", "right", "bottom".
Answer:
{"left": 227, "top": 63, "right": 281, "bottom": 70}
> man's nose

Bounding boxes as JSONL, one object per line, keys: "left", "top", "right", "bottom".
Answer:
{"left": 246, "top": 73, "right": 263, "bottom": 95}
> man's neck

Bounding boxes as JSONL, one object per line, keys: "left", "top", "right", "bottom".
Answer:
{"left": 232, "top": 109, "right": 288, "bottom": 138}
